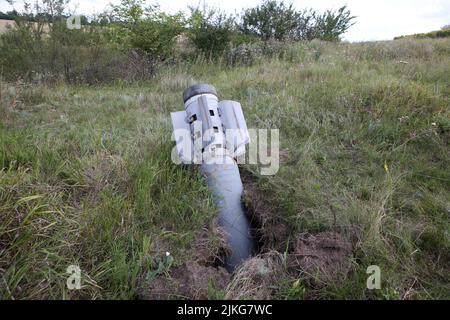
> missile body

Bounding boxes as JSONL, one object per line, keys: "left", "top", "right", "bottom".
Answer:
{"left": 171, "top": 84, "right": 254, "bottom": 272}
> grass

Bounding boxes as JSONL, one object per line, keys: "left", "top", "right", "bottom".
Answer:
{"left": 1, "top": 38, "right": 449, "bottom": 299}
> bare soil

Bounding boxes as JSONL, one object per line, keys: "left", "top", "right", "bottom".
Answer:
{"left": 146, "top": 261, "right": 230, "bottom": 299}
{"left": 142, "top": 221, "right": 231, "bottom": 299}
{"left": 288, "top": 232, "right": 353, "bottom": 284}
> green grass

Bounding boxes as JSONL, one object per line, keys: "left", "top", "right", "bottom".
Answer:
{"left": 1, "top": 38, "right": 449, "bottom": 299}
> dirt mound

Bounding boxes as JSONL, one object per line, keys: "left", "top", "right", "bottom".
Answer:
{"left": 142, "top": 221, "right": 230, "bottom": 299}
{"left": 226, "top": 251, "right": 285, "bottom": 300}
{"left": 147, "top": 261, "right": 230, "bottom": 299}
{"left": 225, "top": 232, "right": 353, "bottom": 299}
{"left": 288, "top": 232, "right": 352, "bottom": 284}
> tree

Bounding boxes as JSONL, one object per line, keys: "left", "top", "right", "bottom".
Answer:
{"left": 313, "top": 6, "right": 356, "bottom": 41}
{"left": 188, "top": 6, "right": 235, "bottom": 56}
{"left": 110, "top": 0, "right": 185, "bottom": 59}
{"left": 241, "top": 0, "right": 355, "bottom": 42}
{"left": 241, "top": 0, "right": 303, "bottom": 41}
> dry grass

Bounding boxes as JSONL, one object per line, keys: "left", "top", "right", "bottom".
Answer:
{"left": 226, "top": 251, "right": 286, "bottom": 300}
{"left": 0, "top": 20, "right": 16, "bottom": 34}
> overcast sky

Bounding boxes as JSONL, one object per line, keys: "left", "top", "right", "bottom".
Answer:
{"left": 2, "top": 0, "right": 450, "bottom": 41}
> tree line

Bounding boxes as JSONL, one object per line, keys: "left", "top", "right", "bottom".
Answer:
{"left": 0, "top": 0, "right": 356, "bottom": 83}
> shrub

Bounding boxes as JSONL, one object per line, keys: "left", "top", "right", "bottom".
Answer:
{"left": 241, "top": 0, "right": 302, "bottom": 41}
{"left": 110, "top": 0, "right": 185, "bottom": 60}
{"left": 0, "top": 19, "right": 46, "bottom": 80}
{"left": 313, "top": 6, "right": 355, "bottom": 41}
{"left": 0, "top": 0, "right": 357, "bottom": 84}
{"left": 0, "top": 0, "right": 179, "bottom": 83}
{"left": 0, "top": 18, "right": 155, "bottom": 83}
{"left": 240, "top": 0, "right": 354, "bottom": 42}
{"left": 187, "top": 7, "right": 236, "bottom": 56}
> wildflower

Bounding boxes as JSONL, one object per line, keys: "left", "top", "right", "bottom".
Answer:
{"left": 384, "top": 160, "right": 389, "bottom": 173}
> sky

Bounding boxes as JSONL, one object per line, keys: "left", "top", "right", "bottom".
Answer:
{"left": 1, "top": 0, "right": 450, "bottom": 41}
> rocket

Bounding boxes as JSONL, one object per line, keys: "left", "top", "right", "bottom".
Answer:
{"left": 171, "top": 84, "right": 254, "bottom": 272}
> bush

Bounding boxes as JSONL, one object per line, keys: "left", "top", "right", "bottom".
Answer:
{"left": 0, "top": 18, "right": 156, "bottom": 83}
{"left": 187, "top": 7, "right": 236, "bottom": 56}
{"left": 110, "top": 0, "right": 185, "bottom": 60}
{"left": 0, "top": 0, "right": 357, "bottom": 84}
{"left": 241, "top": 0, "right": 307, "bottom": 41}
{"left": 0, "top": 0, "right": 183, "bottom": 83}
{"left": 313, "top": 6, "right": 355, "bottom": 41}
{"left": 241, "top": 0, "right": 354, "bottom": 41}
{"left": 0, "top": 19, "right": 47, "bottom": 80}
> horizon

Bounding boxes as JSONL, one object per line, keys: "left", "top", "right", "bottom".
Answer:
{"left": 1, "top": 0, "right": 449, "bottom": 42}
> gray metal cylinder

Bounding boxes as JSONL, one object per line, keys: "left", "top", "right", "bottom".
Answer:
{"left": 182, "top": 84, "right": 255, "bottom": 272}
{"left": 201, "top": 161, "right": 255, "bottom": 272}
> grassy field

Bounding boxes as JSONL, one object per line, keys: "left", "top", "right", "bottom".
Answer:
{"left": 0, "top": 38, "right": 449, "bottom": 299}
